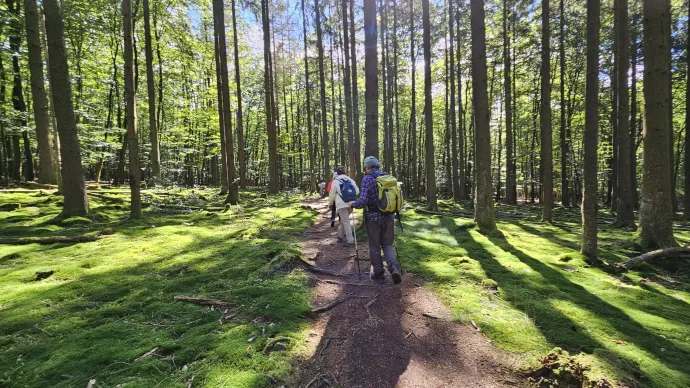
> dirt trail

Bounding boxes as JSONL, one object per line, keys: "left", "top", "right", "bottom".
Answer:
{"left": 294, "top": 197, "right": 522, "bottom": 388}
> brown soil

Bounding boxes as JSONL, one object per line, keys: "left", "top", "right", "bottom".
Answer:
{"left": 293, "top": 197, "right": 523, "bottom": 388}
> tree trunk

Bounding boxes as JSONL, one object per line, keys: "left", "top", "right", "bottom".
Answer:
{"left": 470, "top": 0, "right": 495, "bottom": 230}
{"left": 685, "top": 0, "right": 690, "bottom": 219}
{"left": 213, "top": 7, "right": 228, "bottom": 194}
{"left": 231, "top": 0, "right": 246, "bottom": 189}
{"left": 143, "top": 0, "right": 160, "bottom": 180}
{"left": 43, "top": 0, "right": 89, "bottom": 217}
{"left": 213, "top": 0, "right": 238, "bottom": 204}
{"left": 504, "top": 0, "right": 514, "bottom": 204}
{"left": 262, "top": 0, "right": 278, "bottom": 194}
{"left": 302, "top": 0, "right": 317, "bottom": 192}
{"left": 315, "top": 0, "right": 329, "bottom": 180}
{"left": 639, "top": 0, "right": 676, "bottom": 248}
{"left": 422, "top": 0, "right": 436, "bottom": 210}
{"left": 581, "top": 0, "right": 600, "bottom": 260}
{"left": 350, "top": 0, "right": 362, "bottom": 179}
{"left": 123, "top": 0, "right": 142, "bottom": 218}
{"left": 364, "top": 0, "right": 379, "bottom": 159}
{"left": 24, "top": 0, "right": 56, "bottom": 185}
{"left": 631, "top": 3, "right": 639, "bottom": 209}
{"left": 558, "top": 0, "right": 567, "bottom": 207}
{"left": 615, "top": 0, "right": 635, "bottom": 226}
{"left": 342, "top": 0, "right": 356, "bottom": 177}
{"left": 0, "top": 51, "right": 7, "bottom": 186}
{"left": 540, "top": 0, "right": 553, "bottom": 222}
{"left": 449, "top": 0, "right": 460, "bottom": 202}
{"left": 409, "top": 0, "right": 417, "bottom": 197}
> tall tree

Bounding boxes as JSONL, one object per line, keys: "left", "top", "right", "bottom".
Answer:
{"left": 470, "top": 0, "right": 495, "bottom": 230}
{"left": 363, "top": 0, "right": 378, "bottom": 158}
{"left": 342, "top": 0, "right": 356, "bottom": 177}
{"left": 43, "top": 0, "right": 89, "bottom": 216}
{"left": 409, "top": 0, "right": 417, "bottom": 197}
{"left": 615, "top": 0, "right": 634, "bottom": 226}
{"left": 638, "top": 0, "right": 676, "bottom": 247}
{"left": 581, "top": 0, "right": 600, "bottom": 259}
{"left": 314, "top": 0, "right": 329, "bottom": 179}
{"left": 143, "top": 0, "right": 160, "bottom": 179}
{"left": 24, "top": 0, "right": 56, "bottom": 184}
{"left": 558, "top": 0, "right": 567, "bottom": 206}
{"left": 504, "top": 0, "right": 515, "bottom": 204}
{"left": 302, "top": 0, "right": 316, "bottom": 192}
{"left": 449, "top": 0, "right": 460, "bottom": 202}
{"left": 262, "top": 0, "right": 278, "bottom": 194}
{"left": 6, "top": 0, "right": 34, "bottom": 182}
{"left": 0, "top": 50, "right": 8, "bottom": 186}
{"left": 123, "top": 0, "right": 142, "bottom": 218}
{"left": 232, "top": 0, "right": 246, "bottom": 189}
{"left": 422, "top": 0, "right": 436, "bottom": 210}
{"left": 685, "top": 0, "right": 690, "bottom": 220}
{"left": 540, "top": 0, "right": 553, "bottom": 222}
{"left": 350, "top": 0, "right": 362, "bottom": 177}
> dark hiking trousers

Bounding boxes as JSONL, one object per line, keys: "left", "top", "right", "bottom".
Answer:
{"left": 367, "top": 217, "right": 400, "bottom": 277}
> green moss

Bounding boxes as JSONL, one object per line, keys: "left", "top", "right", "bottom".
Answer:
{"left": 59, "top": 217, "right": 93, "bottom": 227}
{"left": 397, "top": 208, "right": 690, "bottom": 387}
{"left": 0, "top": 188, "right": 316, "bottom": 387}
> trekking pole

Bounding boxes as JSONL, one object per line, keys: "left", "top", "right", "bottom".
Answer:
{"left": 351, "top": 209, "right": 361, "bottom": 281}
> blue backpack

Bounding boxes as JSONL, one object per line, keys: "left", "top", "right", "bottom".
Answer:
{"left": 338, "top": 178, "right": 357, "bottom": 202}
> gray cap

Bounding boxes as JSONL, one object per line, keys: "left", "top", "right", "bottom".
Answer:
{"left": 363, "top": 156, "right": 381, "bottom": 169}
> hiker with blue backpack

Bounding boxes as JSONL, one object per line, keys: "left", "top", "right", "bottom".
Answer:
{"left": 328, "top": 166, "right": 360, "bottom": 247}
{"left": 350, "top": 156, "right": 404, "bottom": 285}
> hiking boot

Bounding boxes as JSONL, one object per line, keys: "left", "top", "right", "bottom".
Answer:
{"left": 343, "top": 241, "right": 354, "bottom": 247}
{"left": 391, "top": 270, "right": 402, "bottom": 285}
{"left": 370, "top": 272, "right": 385, "bottom": 284}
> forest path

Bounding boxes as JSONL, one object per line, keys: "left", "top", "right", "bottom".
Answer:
{"left": 293, "top": 197, "right": 522, "bottom": 388}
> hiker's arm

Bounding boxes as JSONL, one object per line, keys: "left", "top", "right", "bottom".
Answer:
{"left": 328, "top": 181, "right": 338, "bottom": 205}
{"left": 351, "top": 178, "right": 370, "bottom": 209}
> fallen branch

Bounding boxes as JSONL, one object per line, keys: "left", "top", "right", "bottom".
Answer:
{"left": 0, "top": 235, "right": 102, "bottom": 245}
{"left": 316, "top": 279, "right": 375, "bottom": 287}
{"left": 364, "top": 294, "right": 378, "bottom": 319}
{"left": 620, "top": 246, "right": 690, "bottom": 270}
{"left": 311, "top": 295, "right": 352, "bottom": 314}
{"left": 135, "top": 347, "right": 159, "bottom": 361}
{"left": 174, "top": 295, "right": 233, "bottom": 307}
{"left": 298, "top": 257, "right": 346, "bottom": 277}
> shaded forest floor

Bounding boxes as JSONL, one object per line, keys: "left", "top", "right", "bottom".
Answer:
{"left": 1, "top": 188, "right": 689, "bottom": 387}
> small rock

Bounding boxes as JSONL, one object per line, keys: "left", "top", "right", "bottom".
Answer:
{"left": 248, "top": 336, "right": 256, "bottom": 343}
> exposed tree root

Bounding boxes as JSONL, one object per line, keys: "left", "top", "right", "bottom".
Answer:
{"left": 87, "top": 192, "right": 127, "bottom": 203}
{"left": 310, "top": 295, "right": 352, "bottom": 315}
{"left": 298, "top": 257, "right": 346, "bottom": 277}
{"left": 619, "top": 246, "right": 690, "bottom": 270}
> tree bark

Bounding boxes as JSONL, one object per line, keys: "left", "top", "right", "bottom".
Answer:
{"left": 409, "top": 0, "right": 417, "bottom": 197}
{"left": 143, "top": 0, "right": 160, "bottom": 180}
{"left": 350, "top": 0, "right": 362, "bottom": 179}
{"left": 342, "top": 0, "right": 356, "bottom": 178}
{"left": 24, "top": 0, "right": 57, "bottom": 185}
{"left": 449, "top": 0, "right": 460, "bottom": 202}
{"left": 123, "top": 0, "right": 142, "bottom": 218}
{"left": 638, "top": 0, "right": 676, "bottom": 248}
{"left": 364, "top": 0, "right": 379, "bottom": 159}
{"left": 314, "top": 0, "right": 330, "bottom": 180}
{"left": 231, "top": 0, "right": 246, "bottom": 189}
{"left": 213, "top": 6, "right": 228, "bottom": 194}
{"left": 302, "top": 0, "right": 317, "bottom": 192}
{"left": 470, "top": 0, "right": 495, "bottom": 230}
{"left": 262, "top": 0, "right": 278, "bottom": 194}
{"left": 504, "top": 0, "right": 515, "bottom": 204}
{"left": 421, "top": 0, "right": 436, "bottom": 210}
{"left": 615, "top": 0, "right": 634, "bottom": 226}
{"left": 581, "top": 0, "right": 600, "bottom": 259}
{"left": 685, "top": 0, "right": 690, "bottom": 219}
{"left": 540, "top": 0, "right": 553, "bottom": 222}
{"left": 43, "top": 0, "right": 89, "bottom": 217}
{"left": 558, "top": 0, "right": 567, "bottom": 207}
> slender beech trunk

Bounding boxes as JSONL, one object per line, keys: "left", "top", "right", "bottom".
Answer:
{"left": 504, "top": 0, "right": 515, "bottom": 204}
{"left": 44, "top": 0, "right": 88, "bottom": 215}
{"left": 449, "top": 0, "right": 460, "bottom": 202}
{"left": 558, "top": 0, "right": 567, "bottom": 206}
{"left": 422, "top": 0, "right": 436, "bottom": 210}
{"left": 342, "top": 0, "right": 356, "bottom": 177}
{"left": 470, "top": 0, "right": 495, "bottom": 229}
{"left": 302, "top": 0, "right": 317, "bottom": 192}
{"left": 143, "top": 0, "right": 160, "bottom": 179}
{"left": 540, "top": 0, "right": 553, "bottom": 222}
{"left": 212, "top": 7, "right": 228, "bottom": 194}
{"left": 364, "top": 0, "right": 379, "bottom": 159}
{"left": 639, "top": 0, "right": 676, "bottom": 248}
{"left": 262, "top": 0, "right": 278, "bottom": 194}
{"left": 231, "top": 0, "right": 246, "bottom": 188}
{"left": 409, "top": 0, "right": 417, "bottom": 197}
{"left": 25, "top": 0, "right": 56, "bottom": 184}
{"left": 123, "top": 0, "right": 142, "bottom": 218}
{"left": 631, "top": 8, "right": 639, "bottom": 209}
{"left": 684, "top": 0, "right": 690, "bottom": 219}
{"left": 0, "top": 51, "right": 8, "bottom": 186}
{"left": 457, "top": 10, "right": 467, "bottom": 199}
{"left": 582, "top": 0, "right": 600, "bottom": 259}
{"left": 314, "top": 0, "right": 329, "bottom": 179}
{"left": 615, "top": 0, "right": 635, "bottom": 226}
{"left": 350, "top": 0, "right": 362, "bottom": 178}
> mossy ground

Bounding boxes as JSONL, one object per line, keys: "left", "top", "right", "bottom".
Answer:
{"left": 0, "top": 187, "right": 316, "bottom": 387}
{"left": 397, "top": 200, "right": 690, "bottom": 387}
